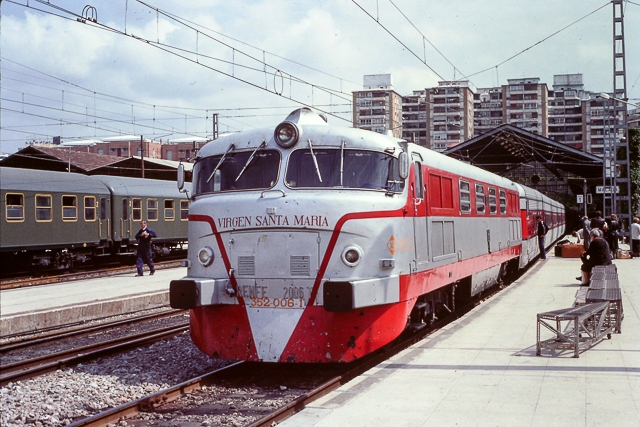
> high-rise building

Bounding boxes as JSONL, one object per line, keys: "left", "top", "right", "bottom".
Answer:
{"left": 352, "top": 74, "right": 403, "bottom": 138}
{"left": 427, "top": 81, "right": 475, "bottom": 152}
{"left": 401, "top": 90, "right": 428, "bottom": 147}
{"left": 473, "top": 87, "right": 504, "bottom": 136}
{"left": 504, "top": 78, "right": 548, "bottom": 137}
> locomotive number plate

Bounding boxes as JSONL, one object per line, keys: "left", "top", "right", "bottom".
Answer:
{"left": 237, "top": 283, "right": 314, "bottom": 309}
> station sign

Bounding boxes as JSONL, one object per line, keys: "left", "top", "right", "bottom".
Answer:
{"left": 595, "top": 186, "right": 620, "bottom": 194}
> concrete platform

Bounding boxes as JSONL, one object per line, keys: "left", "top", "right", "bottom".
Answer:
{"left": 280, "top": 255, "right": 640, "bottom": 427}
{"left": 0, "top": 268, "right": 187, "bottom": 336}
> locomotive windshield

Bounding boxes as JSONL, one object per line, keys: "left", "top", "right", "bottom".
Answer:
{"left": 285, "top": 149, "right": 404, "bottom": 192}
{"left": 193, "top": 149, "right": 280, "bottom": 195}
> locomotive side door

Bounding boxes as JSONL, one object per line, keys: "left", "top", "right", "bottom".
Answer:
{"left": 412, "top": 159, "right": 428, "bottom": 270}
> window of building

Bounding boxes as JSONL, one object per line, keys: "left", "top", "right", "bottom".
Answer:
{"left": 164, "top": 199, "right": 175, "bottom": 220}
{"left": 475, "top": 184, "right": 485, "bottom": 214}
{"left": 499, "top": 190, "right": 507, "bottom": 215}
{"left": 84, "top": 196, "right": 96, "bottom": 221}
{"left": 36, "top": 194, "right": 52, "bottom": 221}
{"left": 180, "top": 200, "right": 189, "bottom": 220}
{"left": 147, "top": 199, "right": 158, "bottom": 221}
{"left": 488, "top": 187, "right": 497, "bottom": 215}
{"left": 459, "top": 180, "right": 471, "bottom": 214}
{"left": 132, "top": 198, "right": 142, "bottom": 221}
{"left": 62, "top": 195, "right": 77, "bottom": 221}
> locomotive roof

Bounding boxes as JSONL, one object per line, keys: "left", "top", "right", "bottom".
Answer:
{"left": 0, "top": 167, "right": 110, "bottom": 194}
{"left": 198, "top": 115, "right": 405, "bottom": 159}
{"left": 92, "top": 174, "right": 190, "bottom": 198}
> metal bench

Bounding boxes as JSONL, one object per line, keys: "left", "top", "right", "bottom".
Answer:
{"left": 586, "top": 288, "right": 623, "bottom": 333}
{"left": 536, "top": 302, "right": 614, "bottom": 358}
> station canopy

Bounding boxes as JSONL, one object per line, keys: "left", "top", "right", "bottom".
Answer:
{"left": 443, "top": 124, "right": 603, "bottom": 181}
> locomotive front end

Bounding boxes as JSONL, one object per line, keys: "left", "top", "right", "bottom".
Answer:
{"left": 171, "top": 108, "right": 414, "bottom": 362}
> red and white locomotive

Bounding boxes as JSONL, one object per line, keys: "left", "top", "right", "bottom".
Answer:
{"left": 170, "top": 108, "right": 564, "bottom": 363}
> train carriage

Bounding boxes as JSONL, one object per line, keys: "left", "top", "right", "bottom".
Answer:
{"left": 170, "top": 108, "right": 565, "bottom": 363}
{"left": 0, "top": 167, "right": 111, "bottom": 270}
{"left": 92, "top": 175, "right": 190, "bottom": 256}
{"left": 0, "top": 167, "right": 191, "bottom": 275}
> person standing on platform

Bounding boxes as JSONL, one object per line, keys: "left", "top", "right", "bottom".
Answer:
{"left": 604, "top": 213, "right": 621, "bottom": 258}
{"left": 631, "top": 217, "right": 640, "bottom": 258}
{"left": 581, "top": 215, "right": 591, "bottom": 251}
{"left": 590, "top": 210, "right": 605, "bottom": 231}
{"left": 536, "top": 215, "right": 548, "bottom": 260}
{"left": 135, "top": 220, "right": 157, "bottom": 276}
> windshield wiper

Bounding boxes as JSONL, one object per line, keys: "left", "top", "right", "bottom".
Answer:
{"left": 206, "top": 143, "right": 235, "bottom": 183}
{"left": 308, "top": 139, "right": 323, "bottom": 183}
{"left": 235, "top": 141, "right": 266, "bottom": 182}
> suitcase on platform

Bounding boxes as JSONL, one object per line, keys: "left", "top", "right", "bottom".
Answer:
{"left": 562, "top": 243, "right": 584, "bottom": 258}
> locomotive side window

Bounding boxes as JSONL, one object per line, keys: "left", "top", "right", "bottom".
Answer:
{"left": 164, "top": 199, "right": 175, "bottom": 220}
{"left": 286, "top": 149, "right": 404, "bottom": 192}
{"left": 414, "top": 162, "right": 424, "bottom": 199}
{"left": 499, "top": 190, "right": 507, "bottom": 215}
{"left": 180, "top": 200, "right": 190, "bottom": 220}
{"left": 5, "top": 193, "right": 24, "bottom": 221}
{"left": 475, "top": 184, "right": 485, "bottom": 214}
{"left": 193, "top": 149, "right": 280, "bottom": 195}
{"left": 35, "top": 194, "right": 52, "bottom": 222}
{"left": 84, "top": 196, "right": 96, "bottom": 221}
{"left": 488, "top": 187, "right": 497, "bottom": 215}
{"left": 132, "top": 198, "right": 142, "bottom": 221}
{"left": 147, "top": 199, "right": 158, "bottom": 221}
{"left": 459, "top": 180, "right": 471, "bottom": 214}
{"left": 62, "top": 195, "right": 77, "bottom": 221}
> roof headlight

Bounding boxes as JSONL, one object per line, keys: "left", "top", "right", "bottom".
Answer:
{"left": 198, "top": 246, "right": 214, "bottom": 267}
{"left": 342, "top": 246, "right": 363, "bottom": 267}
{"left": 274, "top": 121, "right": 300, "bottom": 148}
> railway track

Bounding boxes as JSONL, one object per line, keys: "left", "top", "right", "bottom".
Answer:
{"left": 64, "top": 276, "right": 511, "bottom": 427}
{"left": 0, "top": 310, "right": 189, "bottom": 386}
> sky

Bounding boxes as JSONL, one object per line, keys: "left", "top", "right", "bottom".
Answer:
{"left": 1, "top": 0, "right": 639, "bottom": 154}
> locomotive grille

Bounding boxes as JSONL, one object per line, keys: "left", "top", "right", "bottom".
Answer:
{"left": 290, "top": 255, "right": 310, "bottom": 276}
{"left": 237, "top": 256, "right": 255, "bottom": 275}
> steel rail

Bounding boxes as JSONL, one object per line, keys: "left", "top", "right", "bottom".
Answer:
{"left": 66, "top": 362, "right": 245, "bottom": 427}
{"left": 0, "top": 323, "right": 189, "bottom": 386}
{"left": 1, "top": 309, "right": 187, "bottom": 351}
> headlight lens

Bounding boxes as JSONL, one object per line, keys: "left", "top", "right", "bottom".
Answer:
{"left": 342, "top": 246, "right": 362, "bottom": 267}
{"left": 274, "top": 122, "right": 300, "bottom": 148}
{"left": 198, "top": 246, "right": 214, "bottom": 266}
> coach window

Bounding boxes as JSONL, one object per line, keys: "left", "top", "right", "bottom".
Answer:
{"left": 499, "top": 190, "right": 507, "bottom": 215}
{"left": 62, "top": 195, "right": 78, "bottom": 221}
{"left": 35, "top": 194, "right": 52, "bottom": 222}
{"left": 147, "top": 199, "right": 158, "bottom": 221}
{"left": 132, "top": 198, "right": 142, "bottom": 221}
{"left": 84, "top": 196, "right": 96, "bottom": 221}
{"left": 488, "top": 187, "right": 497, "bottom": 215}
{"left": 475, "top": 184, "right": 485, "bottom": 214}
{"left": 5, "top": 193, "right": 24, "bottom": 221}
{"left": 180, "top": 200, "right": 190, "bottom": 220}
{"left": 164, "top": 199, "right": 175, "bottom": 221}
{"left": 459, "top": 180, "right": 471, "bottom": 214}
